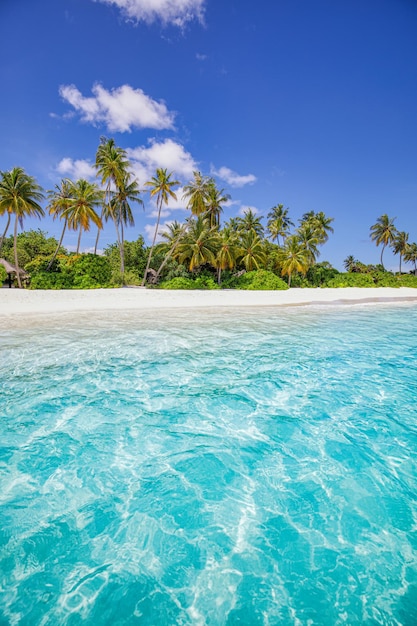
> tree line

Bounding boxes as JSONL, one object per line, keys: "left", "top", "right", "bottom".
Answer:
{"left": 1, "top": 139, "right": 416, "bottom": 289}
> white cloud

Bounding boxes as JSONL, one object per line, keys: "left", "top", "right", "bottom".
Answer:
{"left": 94, "top": 0, "right": 205, "bottom": 27}
{"left": 128, "top": 138, "right": 197, "bottom": 185}
{"left": 56, "top": 158, "right": 96, "bottom": 181}
{"left": 59, "top": 83, "right": 175, "bottom": 132}
{"left": 238, "top": 205, "right": 260, "bottom": 216}
{"left": 196, "top": 52, "right": 207, "bottom": 61}
{"left": 211, "top": 165, "right": 257, "bottom": 188}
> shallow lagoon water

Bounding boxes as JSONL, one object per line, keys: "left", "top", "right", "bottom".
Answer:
{"left": 1, "top": 304, "right": 417, "bottom": 625}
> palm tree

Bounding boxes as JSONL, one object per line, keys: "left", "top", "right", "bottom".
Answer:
{"left": 0, "top": 167, "right": 44, "bottom": 287}
{"left": 95, "top": 137, "right": 130, "bottom": 254}
{"left": 235, "top": 209, "right": 264, "bottom": 237}
{"left": 277, "top": 235, "right": 310, "bottom": 287}
{"left": 300, "top": 211, "right": 334, "bottom": 245}
{"left": 403, "top": 242, "right": 417, "bottom": 274}
{"left": 344, "top": 255, "right": 358, "bottom": 272}
{"left": 154, "top": 220, "right": 187, "bottom": 281}
{"left": 142, "top": 168, "right": 179, "bottom": 286}
{"left": 296, "top": 222, "right": 320, "bottom": 265}
{"left": 238, "top": 229, "right": 266, "bottom": 271}
{"left": 61, "top": 179, "right": 103, "bottom": 253}
{"left": 267, "top": 204, "right": 294, "bottom": 245}
{"left": 204, "top": 180, "right": 230, "bottom": 229}
{"left": 176, "top": 216, "right": 219, "bottom": 271}
{"left": 391, "top": 230, "right": 409, "bottom": 275}
{"left": 216, "top": 226, "right": 240, "bottom": 284}
{"left": 370, "top": 214, "right": 397, "bottom": 270}
{"left": 109, "top": 171, "right": 143, "bottom": 275}
{"left": 46, "top": 179, "right": 73, "bottom": 270}
{"left": 182, "top": 171, "right": 212, "bottom": 217}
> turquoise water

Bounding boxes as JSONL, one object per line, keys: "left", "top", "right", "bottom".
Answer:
{"left": 1, "top": 304, "right": 417, "bottom": 625}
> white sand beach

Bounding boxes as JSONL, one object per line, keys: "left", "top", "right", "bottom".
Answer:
{"left": 1, "top": 287, "right": 417, "bottom": 317}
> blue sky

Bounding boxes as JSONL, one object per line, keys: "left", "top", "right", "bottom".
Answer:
{"left": 1, "top": 0, "right": 416, "bottom": 270}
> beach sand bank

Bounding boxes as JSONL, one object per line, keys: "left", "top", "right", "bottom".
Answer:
{"left": 1, "top": 287, "right": 417, "bottom": 318}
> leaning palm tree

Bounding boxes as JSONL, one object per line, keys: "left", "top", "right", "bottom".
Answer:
{"left": 95, "top": 137, "right": 130, "bottom": 254}
{"left": 296, "top": 222, "right": 320, "bottom": 265}
{"left": 182, "top": 171, "right": 212, "bottom": 217}
{"left": 277, "top": 235, "right": 310, "bottom": 287}
{"left": 391, "top": 230, "right": 409, "bottom": 275}
{"left": 177, "top": 216, "right": 219, "bottom": 271}
{"left": 0, "top": 167, "right": 44, "bottom": 287}
{"left": 142, "top": 168, "right": 179, "bottom": 286}
{"left": 370, "top": 214, "right": 397, "bottom": 270}
{"left": 109, "top": 171, "right": 143, "bottom": 275}
{"left": 46, "top": 178, "right": 73, "bottom": 270}
{"left": 403, "top": 242, "right": 417, "bottom": 274}
{"left": 267, "top": 204, "right": 294, "bottom": 245}
{"left": 153, "top": 220, "right": 187, "bottom": 282}
{"left": 61, "top": 179, "right": 103, "bottom": 253}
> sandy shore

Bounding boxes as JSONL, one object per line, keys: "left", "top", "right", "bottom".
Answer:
{"left": 1, "top": 287, "right": 417, "bottom": 317}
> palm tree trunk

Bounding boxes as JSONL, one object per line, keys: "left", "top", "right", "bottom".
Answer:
{"left": 381, "top": 244, "right": 386, "bottom": 270}
{"left": 77, "top": 226, "right": 82, "bottom": 254}
{"left": 217, "top": 267, "right": 222, "bottom": 285}
{"left": 120, "top": 221, "right": 125, "bottom": 276}
{"left": 142, "top": 198, "right": 162, "bottom": 286}
{"left": 14, "top": 215, "right": 22, "bottom": 289}
{"left": 399, "top": 254, "right": 402, "bottom": 275}
{"left": 47, "top": 221, "right": 67, "bottom": 271}
{"left": 154, "top": 228, "right": 187, "bottom": 282}
{"left": 94, "top": 209, "right": 104, "bottom": 255}
{"left": 0, "top": 213, "right": 11, "bottom": 255}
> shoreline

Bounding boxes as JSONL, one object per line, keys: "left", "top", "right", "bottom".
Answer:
{"left": 1, "top": 287, "right": 417, "bottom": 318}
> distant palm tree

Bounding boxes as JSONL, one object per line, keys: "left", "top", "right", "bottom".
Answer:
{"left": 142, "top": 168, "right": 179, "bottom": 285}
{"left": 391, "top": 230, "right": 409, "bottom": 275}
{"left": 343, "top": 255, "right": 358, "bottom": 272}
{"left": 0, "top": 167, "right": 44, "bottom": 287}
{"left": 46, "top": 179, "right": 73, "bottom": 270}
{"left": 277, "top": 235, "right": 310, "bottom": 287}
{"left": 370, "top": 214, "right": 397, "bottom": 270}
{"left": 61, "top": 179, "right": 103, "bottom": 253}
{"left": 238, "top": 229, "right": 266, "bottom": 271}
{"left": 182, "top": 171, "right": 212, "bottom": 217}
{"left": 403, "top": 242, "right": 417, "bottom": 274}
{"left": 95, "top": 137, "right": 130, "bottom": 254}
{"left": 177, "top": 216, "right": 219, "bottom": 271}
{"left": 267, "top": 204, "right": 294, "bottom": 245}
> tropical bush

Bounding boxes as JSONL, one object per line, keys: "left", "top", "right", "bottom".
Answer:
{"left": 1, "top": 229, "right": 62, "bottom": 269}
{"left": 225, "top": 269, "right": 288, "bottom": 290}
{"left": 159, "top": 277, "right": 199, "bottom": 289}
{"left": 28, "top": 253, "right": 111, "bottom": 289}
{"left": 325, "top": 273, "right": 375, "bottom": 288}
{"left": 398, "top": 274, "right": 417, "bottom": 288}
{"left": 0, "top": 264, "right": 7, "bottom": 284}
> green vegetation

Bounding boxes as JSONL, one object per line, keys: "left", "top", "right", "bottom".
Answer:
{"left": 1, "top": 155, "right": 416, "bottom": 290}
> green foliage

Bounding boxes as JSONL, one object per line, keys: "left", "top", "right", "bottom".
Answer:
{"left": 224, "top": 269, "right": 288, "bottom": 290}
{"left": 110, "top": 269, "right": 141, "bottom": 287}
{"left": 28, "top": 253, "right": 111, "bottom": 289}
{"left": 398, "top": 274, "right": 417, "bottom": 288}
{"left": 325, "top": 273, "right": 375, "bottom": 288}
{"left": 104, "top": 237, "right": 147, "bottom": 276}
{"left": 0, "top": 264, "right": 7, "bottom": 283}
{"left": 306, "top": 263, "right": 339, "bottom": 287}
{"left": 1, "top": 229, "right": 62, "bottom": 268}
{"left": 159, "top": 277, "right": 199, "bottom": 290}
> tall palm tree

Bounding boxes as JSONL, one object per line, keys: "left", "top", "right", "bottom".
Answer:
{"left": 61, "top": 179, "right": 103, "bottom": 253}
{"left": 109, "top": 171, "right": 143, "bottom": 275}
{"left": 300, "top": 211, "right": 334, "bottom": 245}
{"left": 0, "top": 167, "right": 44, "bottom": 287}
{"left": 370, "top": 214, "right": 397, "bottom": 270}
{"left": 177, "top": 216, "right": 219, "bottom": 271}
{"left": 204, "top": 180, "right": 230, "bottom": 229}
{"left": 391, "top": 230, "right": 409, "bottom": 275}
{"left": 403, "top": 242, "right": 417, "bottom": 275}
{"left": 238, "top": 229, "right": 266, "bottom": 271}
{"left": 182, "top": 171, "right": 212, "bottom": 216}
{"left": 277, "top": 235, "right": 310, "bottom": 287}
{"left": 95, "top": 137, "right": 130, "bottom": 254}
{"left": 142, "top": 168, "right": 179, "bottom": 286}
{"left": 46, "top": 178, "right": 73, "bottom": 270}
{"left": 267, "top": 204, "right": 294, "bottom": 245}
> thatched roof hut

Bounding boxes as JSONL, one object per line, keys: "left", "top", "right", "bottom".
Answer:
{"left": 0, "top": 258, "right": 28, "bottom": 276}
